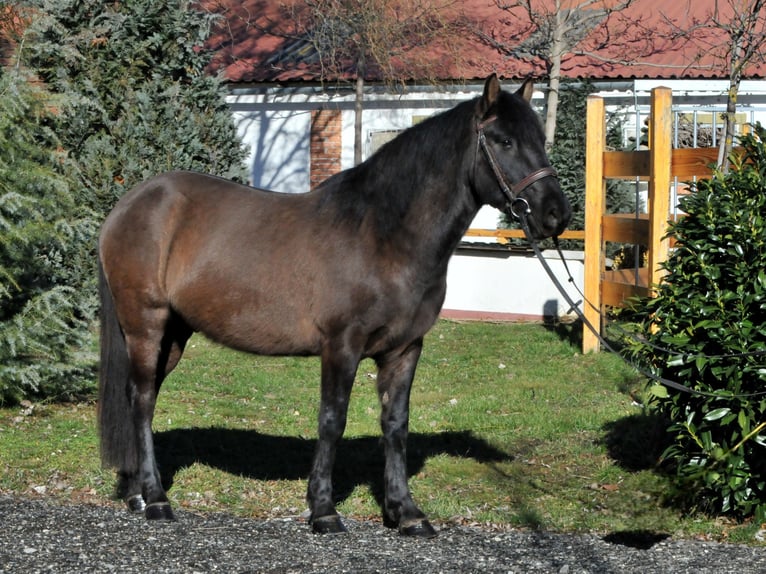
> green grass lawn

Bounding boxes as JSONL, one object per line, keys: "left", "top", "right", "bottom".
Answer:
{"left": 0, "top": 320, "right": 761, "bottom": 543}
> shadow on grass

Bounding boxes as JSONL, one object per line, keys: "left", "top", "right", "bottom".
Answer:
{"left": 600, "top": 411, "right": 670, "bottom": 472}
{"left": 154, "top": 428, "right": 511, "bottom": 508}
{"left": 598, "top": 413, "right": 675, "bottom": 549}
{"left": 542, "top": 317, "right": 583, "bottom": 349}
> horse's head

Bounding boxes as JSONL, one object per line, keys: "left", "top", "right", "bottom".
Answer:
{"left": 473, "top": 74, "right": 571, "bottom": 240}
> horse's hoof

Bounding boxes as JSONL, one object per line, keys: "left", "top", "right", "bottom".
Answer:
{"left": 399, "top": 518, "right": 437, "bottom": 538}
{"left": 145, "top": 502, "right": 176, "bottom": 522}
{"left": 311, "top": 515, "right": 348, "bottom": 534}
{"left": 126, "top": 494, "right": 146, "bottom": 514}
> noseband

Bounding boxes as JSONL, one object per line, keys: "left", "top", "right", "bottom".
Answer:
{"left": 476, "top": 115, "right": 557, "bottom": 219}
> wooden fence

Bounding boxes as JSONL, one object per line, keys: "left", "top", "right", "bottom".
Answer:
{"left": 582, "top": 87, "right": 721, "bottom": 353}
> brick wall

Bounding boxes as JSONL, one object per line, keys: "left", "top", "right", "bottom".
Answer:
{"left": 310, "top": 108, "right": 342, "bottom": 189}
{"left": 1, "top": 5, "right": 25, "bottom": 69}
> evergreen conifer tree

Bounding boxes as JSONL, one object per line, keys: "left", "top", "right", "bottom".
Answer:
{"left": 0, "top": 71, "right": 98, "bottom": 403}
{"left": 1, "top": 0, "right": 248, "bottom": 401}
{"left": 23, "top": 0, "right": 248, "bottom": 218}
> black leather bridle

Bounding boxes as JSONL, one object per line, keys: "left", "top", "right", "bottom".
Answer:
{"left": 476, "top": 115, "right": 558, "bottom": 219}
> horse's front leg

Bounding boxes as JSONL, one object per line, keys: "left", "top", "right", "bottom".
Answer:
{"left": 307, "top": 342, "right": 359, "bottom": 534}
{"left": 376, "top": 338, "right": 436, "bottom": 537}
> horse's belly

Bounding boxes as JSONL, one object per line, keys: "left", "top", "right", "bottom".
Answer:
{"left": 165, "top": 225, "right": 445, "bottom": 359}
{"left": 170, "top": 283, "right": 322, "bottom": 356}
{"left": 200, "top": 312, "right": 321, "bottom": 356}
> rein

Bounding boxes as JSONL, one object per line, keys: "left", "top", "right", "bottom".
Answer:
{"left": 476, "top": 115, "right": 557, "bottom": 218}
{"left": 474, "top": 114, "right": 766, "bottom": 399}
{"left": 515, "top": 211, "right": 766, "bottom": 400}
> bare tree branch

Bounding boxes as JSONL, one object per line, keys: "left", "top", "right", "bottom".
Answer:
{"left": 657, "top": 0, "right": 766, "bottom": 168}
{"left": 271, "top": 0, "right": 465, "bottom": 163}
{"left": 482, "top": 0, "right": 641, "bottom": 148}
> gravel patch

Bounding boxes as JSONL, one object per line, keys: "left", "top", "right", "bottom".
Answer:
{"left": 0, "top": 496, "right": 763, "bottom": 573}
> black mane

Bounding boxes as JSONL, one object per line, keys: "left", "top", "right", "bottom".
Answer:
{"left": 316, "top": 98, "right": 478, "bottom": 237}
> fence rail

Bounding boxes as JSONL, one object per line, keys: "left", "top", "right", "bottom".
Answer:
{"left": 463, "top": 228, "right": 585, "bottom": 242}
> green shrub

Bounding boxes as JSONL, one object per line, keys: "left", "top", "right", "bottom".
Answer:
{"left": 628, "top": 123, "right": 766, "bottom": 520}
{"left": 0, "top": 0, "right": 248, "bottom": 403}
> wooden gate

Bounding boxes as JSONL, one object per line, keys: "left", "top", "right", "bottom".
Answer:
{"left": 582, "top": 87, "right": 721, "bottom": 352}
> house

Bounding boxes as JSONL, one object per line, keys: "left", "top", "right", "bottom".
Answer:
{"left": 200, "top": 0, "right": 766, "bottom": 322}
{"left": 203, "top": 0, "right": 766, "bottom": 184}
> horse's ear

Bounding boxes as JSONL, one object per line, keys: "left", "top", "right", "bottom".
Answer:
{"left": 516, "top": 77, "right": 535, "bottom": 103}
{"left": 478, "top": 73, "right": 501, "bottom": 117}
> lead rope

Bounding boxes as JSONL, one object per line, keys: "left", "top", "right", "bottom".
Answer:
{"left": 553, "top": 241, "right": 766, "bottom": 362}
{"left": 517, "top": 211, "right": 766, "bottom": 399}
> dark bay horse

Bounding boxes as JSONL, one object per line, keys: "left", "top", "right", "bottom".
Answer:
{"left": 97, "top": 74, "right": 571, "bottom": 537}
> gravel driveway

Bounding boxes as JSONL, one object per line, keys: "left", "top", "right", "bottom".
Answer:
{"left": 1, "top": 496, "right": 763, "bottom": 573}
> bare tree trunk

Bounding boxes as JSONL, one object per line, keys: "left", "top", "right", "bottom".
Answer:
{"left": 717, "top": 70, "right": 740, "bottom": 173}
{"left": 354, "top": 75, "right": 364, "bottom": 165}
{"left": 715, "top": 0, "right": 765, "bottom": 172}
{"left": 544, "top": 62, "right": 561, "bottom": 150}
{"left": 544, "top": 8, "right": 564, "bottom": 150}
{"left": 717, "top": 26, "right": 744, "bottom": 173}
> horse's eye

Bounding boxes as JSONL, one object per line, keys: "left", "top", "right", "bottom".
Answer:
{"left": 501, "top": 138, "right": 513, "bottom": 148}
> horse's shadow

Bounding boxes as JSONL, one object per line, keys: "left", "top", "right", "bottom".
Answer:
{"left": 154, "top": 428, "right": 511, "bottom": 508}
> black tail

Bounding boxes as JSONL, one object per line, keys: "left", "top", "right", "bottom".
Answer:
{"left": 98, "top": 259, "right": 137, "bottom": 472}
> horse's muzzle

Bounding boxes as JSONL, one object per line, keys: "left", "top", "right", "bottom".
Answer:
{"left": 527, "top": 194, "right": 571, "bottom": 240}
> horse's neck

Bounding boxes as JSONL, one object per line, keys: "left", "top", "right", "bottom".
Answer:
{"left": 393, "top": 180, "right": 480, "bottom": 273}
{"left": 319, "top": 109, "right": 482, "bottom": 272}
{"left": 403, "top": 120, "right": 481, "bottom": 267}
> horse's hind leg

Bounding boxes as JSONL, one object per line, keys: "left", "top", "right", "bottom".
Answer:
{"left": 122, "top": 311, "right": 191, "bottom": 521}
{"left": 376, "top": 338, "right": 436, "bottom": 538}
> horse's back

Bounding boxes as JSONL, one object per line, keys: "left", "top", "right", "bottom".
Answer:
{"left": 100, "top": 171, "right": 314, "bottom": 270}
{"left": 99, "top": 172, "right": 359, "bottom": 354}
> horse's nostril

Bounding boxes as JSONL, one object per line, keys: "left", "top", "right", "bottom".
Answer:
{"left": 546, "top": 204, "right": 571, "bottom": 235}
{"left": 547, "top": 207, "right": 561, "bottom": 227}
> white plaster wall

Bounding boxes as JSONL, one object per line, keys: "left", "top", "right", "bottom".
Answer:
{"left": 443, "top": 249, "right": 584, "bottom": 320}
{"left": 232, "top": 107, "right": 311, "bottom": 192}
{"left": 228, "top": 90, "right": 329, "bottom": 193}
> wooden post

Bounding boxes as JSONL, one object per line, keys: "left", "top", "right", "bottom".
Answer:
{"left": 648, "top": 88, "right": 672, "bottom": 291}
{"left": 583, "top": 95, "right": 606, "bottom": 353}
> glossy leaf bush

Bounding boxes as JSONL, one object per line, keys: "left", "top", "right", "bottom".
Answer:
{"left": 628, "top": 124, "right": 766, "bottom": 519}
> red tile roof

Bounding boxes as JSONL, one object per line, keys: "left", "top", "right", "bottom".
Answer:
{"left": 203, "top": 0, "right": 766, "bottom": 83}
